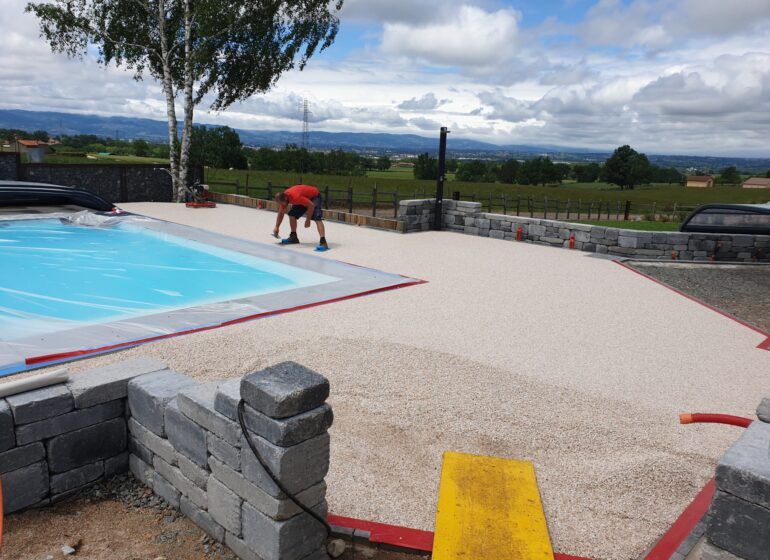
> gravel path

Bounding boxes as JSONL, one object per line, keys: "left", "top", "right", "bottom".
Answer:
{"left": 629, "top": 262, "right": 770, "bottom": 333}
{"left": 26, "top": 203, "right": 769, "bottom": 560}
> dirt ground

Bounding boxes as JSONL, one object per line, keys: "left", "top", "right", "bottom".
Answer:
{"left": 628, "top": 262, "right": 770, "bottom": 333}
{"left": 1, "top": 475, "right": 422, "bottom": 560}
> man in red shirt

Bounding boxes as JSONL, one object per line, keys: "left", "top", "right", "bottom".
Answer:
{"left": 273, "top": 184, "right": 328, "bottom": 251}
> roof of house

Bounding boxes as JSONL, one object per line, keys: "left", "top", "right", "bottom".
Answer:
{"left": 743, "top": 177, "right": 770, "bottom": 186}
{"left": 16, "top": 140, "right": 51, "bottom": 148}
{"left": 686, "top": 175, "right": 714, "bottom": 181}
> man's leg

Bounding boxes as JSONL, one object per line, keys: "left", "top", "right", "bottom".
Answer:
{"left": 289, "top": 216, "right": 298, "bottom": 233}
{"left": 315, "top": 220, "right": 328, "bottom": 250}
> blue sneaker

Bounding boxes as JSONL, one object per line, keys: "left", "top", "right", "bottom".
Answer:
{"left": 281, "top": 234, "right": 299, "bottom": 245}
{"left": 315, "top": 244, "right": 329, "bottom": 252}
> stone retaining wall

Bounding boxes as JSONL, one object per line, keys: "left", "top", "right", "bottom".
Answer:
{"left": 0, "top": 358, "right": 332, "bottom": 560}
{"left": 0, "top": 152, "right": 20, "bottom": 181}
{"left": 401, "top": 198, "right": 770, "bottom": 262}
{"left": 697, "top": 400, "right": 770, "bottom": 560}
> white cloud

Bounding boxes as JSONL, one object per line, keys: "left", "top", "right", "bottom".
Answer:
{"left": 380, "top": 6, "right": 521, "bottom": 68}
{"left": 397, "top": 93, "right": 447, "bottom": 111}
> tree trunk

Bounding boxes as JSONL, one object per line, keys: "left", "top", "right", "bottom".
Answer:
{"left": 157, "top": 0, "right": 181, "bottom": 200}
{"left": 177, "top": 0, "right": 195, "bottom": 202}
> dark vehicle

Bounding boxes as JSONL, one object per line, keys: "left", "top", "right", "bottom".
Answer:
{"left": 0, "top": 180, "right": 114, "bottom": 212}
{"left": 680, "top": 203, "right": 770, "bottom": 235}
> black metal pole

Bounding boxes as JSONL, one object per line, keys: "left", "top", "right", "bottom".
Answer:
{"left": 433, "top": 126, "right": 449, "bottom": 230}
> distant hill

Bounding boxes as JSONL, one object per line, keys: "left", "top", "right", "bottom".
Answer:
{"left": 2, "top": 108, "right": 770, "bottom": 173}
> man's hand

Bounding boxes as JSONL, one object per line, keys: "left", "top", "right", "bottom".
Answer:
{"left": 272, "top": 226, "right": 280, "bottom": 236}
{"left": 304, "top": 219, "right": 312, "bottom": 229}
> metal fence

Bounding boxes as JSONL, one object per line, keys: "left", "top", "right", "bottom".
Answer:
{"left": 207, "top": 178, "right": 696, "bottom": 223}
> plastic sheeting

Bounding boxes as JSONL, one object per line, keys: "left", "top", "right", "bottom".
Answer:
{"left": 0, "top": 212, "right": 423, "bottom": 376}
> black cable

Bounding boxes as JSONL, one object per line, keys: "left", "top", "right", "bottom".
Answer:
{"left": 237, "top": 400, "right": 332, "bottom": 552}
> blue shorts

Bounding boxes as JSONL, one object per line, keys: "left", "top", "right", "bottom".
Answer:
{"left": 288, "top": 195, "right": 323, "bottom": 221}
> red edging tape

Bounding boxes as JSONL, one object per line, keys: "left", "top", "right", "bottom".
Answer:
{"left": 615, "top": 261, "right": 770, "bottom": 351}
{"left": 24, "top": 278, "right": 427, "bottom": 367}
{"left": 327, "top": 514, "right": 592, "bottom": 560}
{"left": 643, "top": 479, "right": 716, "bottom": 560}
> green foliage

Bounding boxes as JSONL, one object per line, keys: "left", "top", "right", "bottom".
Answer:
{"left": 190, "top": 126, "right": 247, "bottom": 169}
{"left": 445, "top": 158, "right": 459, "bottom": 173}
{"left": 413, "top": 153, "right": 438, "bottom": 180}
{"left": 573, "top": 163, "right": 601, "bottom": 183}
{"left": 246, "top": 145, "right": 368, "bottom": 175}
{"left": 132, "top": 139, "right": 151, "bottom": 157}
{"left": 31, "top": 130, "right": 50, "bottom": 141}
{"left": 456, "top": 160, "right": 489, "bottom": 182}
{"left": 518, "top": 156, "right": 560, "bottom": 185}
{"left": 719, "top": 166, "right": 742, "bottom": 185}
{"left": 603, "top": 145, "right": 653, "bottom": 190}
{"left": 376, "top": 155, "right": 391, "bottom": 171}
{"left": 650, "top": 166, "right": 684, "bottom": 185}
{"left": 497, "top": 159, "right": 520, "bottom": 184}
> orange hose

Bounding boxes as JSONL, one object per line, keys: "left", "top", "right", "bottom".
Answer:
{"left": 680, "top": 413, "right": 753, "bottom": 428}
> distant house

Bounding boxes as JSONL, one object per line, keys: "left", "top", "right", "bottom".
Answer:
{"left": 743, "top": 177, "right": 770, "bottom": 189}
{"left": 9, "top": 139, "right": 55, "bottom": 163}
{"left": 686, "top": 175, "right": 715, "bottom": 188}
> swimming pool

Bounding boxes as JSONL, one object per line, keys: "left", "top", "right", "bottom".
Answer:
{"left": 0, "top": 213, "right": 422, "bottom": 375}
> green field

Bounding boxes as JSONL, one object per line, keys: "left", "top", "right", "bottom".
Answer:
{"left": 43, "top": 153, "right": 169, "bottom": 164}
{"left": 203, "top": 168, "right": 767, "bottom": 207}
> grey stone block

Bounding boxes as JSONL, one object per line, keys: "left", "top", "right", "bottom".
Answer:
{"left": 2, "top": 460, "right": 49, "bottom": 513}
{"left": 46, "top": 417, "right": 126, "bottom": 473}
{"left": 464, "top": 226, "right": 479, "bottom": 236}
{"left": 128, "top": 435, "right": 155, "bottom": 466}
{"left": 128, "top": 417, "right": 177, "bottom": 465}
{"left": 105, "top": 452, "right": 129, "bottom": 477}
{"left": 225, "top": 532, "right": 262, "bottom": 560}
{"left": 757, "top": 398, "right": 770, "bottom": 423}
{"left": 489, "top": 230, "right": 505, "bottom": 240}
{"left": 0, "top": 442, "right": 45, "bottom": 474}
{"left": 241, "top": 433, "right": 330, "bottom": 496}
{"left": 241, "top": 403, "right": 333, "bottom": 447}
{"left": 209, "top": 456, "right": 326, "bottom": 521}
{"left": 178, "top": 382, "right": 241, "bottom": 445}
{"left": 68, "top": 357, "right": 167, "bottom": 408}
{"left": 715, "top": 421, "right": 770, "bottom": 510}
{"left": 181, "top": 495, "right": 225, "bottom": 542}
{"left": 153, "top": 472, "right": 182, "bottom": 508}
{"left": 242, "top": 501, "right": 326, "bottom": 560}
{"left": 16, "top": 399, "right": 124, "bottom": 445}
{"left": 7, "top": 384, "right": 73, "bottom": 425}
{"left": 129, "top": 454, "right": 153, "bottom": 487}
{"left": 708, "top": 490, "right": 770, "bottom": 560}
{"left": 178, "top": 453, "right": 210, "bottom": 489}
{"left": 0, "top": 400, "right": 13, "bottom": 452}
{"left": 214, "top": 379, "right": 241, "bottom": 420}
{"left": 50, "top": 460, "right": 104, "bottom": 494}
{"left": 154, "top": 456, "right": 208, "bottom": 510}
{"left": 208, "top": 476, "right": 242, "bottom": 535}
{"left": 241, "top": 363, "right": 329, "bottom": 419}
{"left": 209, "top": 432, "right": 241, "bottom": 471}
{"left": 166, "top": 399, "right": 208, "bottom": 467}
{"left": 618, "top": 236, "right": 639, "bottom": 248}
{"left": 128, "top": 370, "right": 198, "bottom": 436}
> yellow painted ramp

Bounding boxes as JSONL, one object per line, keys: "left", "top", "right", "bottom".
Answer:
{"left": 433, "top": 451, "right": 555, "bottom": 560}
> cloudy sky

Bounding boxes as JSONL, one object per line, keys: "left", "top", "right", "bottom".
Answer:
{"left": 2, "top": 0, "right": 770, "bottom": 156}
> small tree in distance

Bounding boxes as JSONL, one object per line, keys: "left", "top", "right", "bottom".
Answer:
{"left": 603, "top": 145, "right": 652, "bottom": 190}
{"left": 414, "top": 153, "right": 438, "bottom": 180}
{"left": 719, "top": 166, "right": 741, "bottom": 185}
{"left": 27, "top": 0, "right": 343, "bottom": 201}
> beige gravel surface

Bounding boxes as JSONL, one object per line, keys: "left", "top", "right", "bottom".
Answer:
{"left": 27, "top": 203, "right": 770, "bottom": 560}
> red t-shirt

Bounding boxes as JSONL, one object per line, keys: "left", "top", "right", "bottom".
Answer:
{"left": 284, "top": 185, "right": 319, "bottom": 207}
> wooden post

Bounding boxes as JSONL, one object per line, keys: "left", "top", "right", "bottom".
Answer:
{"left": 544, "top": 196, "right": 548, "bottom": 219}
{"left": 555, "top": 199, "right": 559, "bottom": 221}
{"left": 267, "top": 182, "right": 273, "bottom": 200}
{"left": 672, "top": 203, "right": 678, "bottom": 222}
{"left": 616, "top": 201, "right": 621, "bottom": 221}
{"left": 488, "top": 192, "right": 493, "bottom": 212}
{"left": 529, "top": 197, "right": 534, "bottom": 218}
{"left": 372, "top": 183, "right": 378, "bottom": 217}
{"left": 606, "top": 202, "right": 610, "bottom": 220}
{"left": 502, "top": 194, "right": 507, "bottom": 215}
{"left": 624, "top": 200, "right": 631, "bottom": 221}
{"left": 566, "top": 199, "right": 571, "bottom": 220}
{"left": 324, "top": 186, "right": 330, "bottom": 209}
{"left": 577, "top": 198, "right": 582, "bottom": 220}
{"left": 588, "top": 200, "right": 594, "bottom": 220}
{"left": 393, "top": 189, "right": 399, "bottom": 218}
{"left": 516, "top": 196, "right": 521, "bottom": 216}
{"left": 348, "top": 186, "right": 353, "bottom": 214}
{"left": 651, "top": 201, "right": 657, "bottom": 221}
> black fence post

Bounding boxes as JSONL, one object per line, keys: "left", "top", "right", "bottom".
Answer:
{"left": 347, "top": 186, "right": 353, "bottom": 214}
{"left": 516, "top": 197, "right": 521, "bottom": 216}
{"left": 433, "top": 126, "right": 449, "bottom": 230}
{"left": 372, "top": 183, "right": 378, "bottom": 217}
{"left": 544, "top": 196, "right": 548, "bottom": 220}
{"left": 393, "top": 189, "right": 399, "bottom": 218}
{"left": 502, "top": 194, "right": 507, "bottom": 215}
{"left": 324, "top": 186, "right": 330, "bottom": 209}
{"left": 488, "top": 192, "right": 493, "bottom": 212}
{"left": 624, "top": 200, "right": 631, "bottom": 221}
{"left": 267, "top": 182, "right": 273, "bottom": 200}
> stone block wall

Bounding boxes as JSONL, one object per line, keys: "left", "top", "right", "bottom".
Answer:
{"left": 698, "top": 404, "right": 770, "bottom": 560}
{"left": 1, "top": 358, "right": 333, "bottom": 560}
{"left": 397, "top": 199, "right": 435, "bottom": 232}
{"left": 0, "top": 357, "right": 167, "bottom": 513}
{"left": 403, "top": 198, "right": 770, "bottom": 262}
{"left": 0, "top": 152, "right": 20, "bottom": 180}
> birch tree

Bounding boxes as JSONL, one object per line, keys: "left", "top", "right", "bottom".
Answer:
{"left": 26, "top": 0, "right": 342, "bottom": 201}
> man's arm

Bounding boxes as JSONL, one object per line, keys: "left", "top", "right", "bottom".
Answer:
{"left": 303, "top": 200, "right": 315, "bottom": 227}
{"left": 273, "top": 206, "right": 286, "bottom": 235}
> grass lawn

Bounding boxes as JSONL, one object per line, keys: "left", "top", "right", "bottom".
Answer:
{"left": 43, "top": 154, "right": 169, "bottom": 164}
{"left": 204, "top": 168, "right": 767, "bottom": 208}
{"left": 573, "top": 220, "right": 681, "bottom": 231}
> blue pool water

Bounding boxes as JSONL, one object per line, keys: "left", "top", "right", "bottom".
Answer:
{"left": 0, "top": 219, "right": 336, "bottom": 340}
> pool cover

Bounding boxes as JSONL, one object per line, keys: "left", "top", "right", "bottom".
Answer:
{"left": 0, "top": 212, "right": 423, "bottom": 376}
